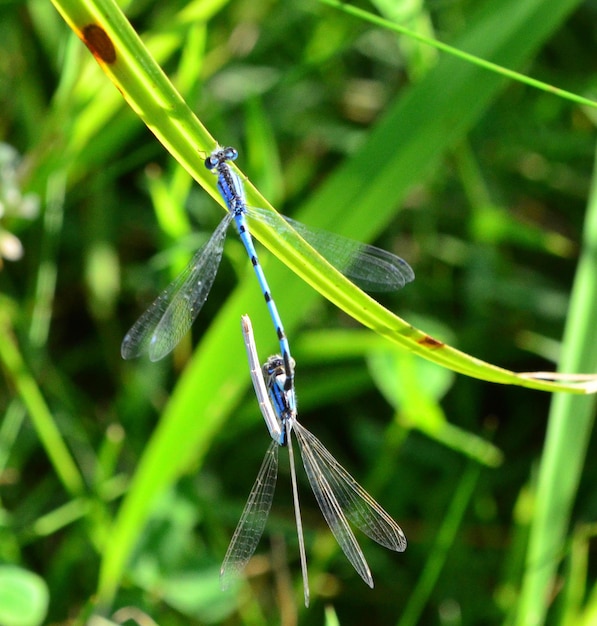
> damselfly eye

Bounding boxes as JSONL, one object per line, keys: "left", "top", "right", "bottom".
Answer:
{"left": 204, "top": 155, "right": 218, "bottom": 170}
{"left": 224, "top": 147, "right": 238, "bottom": 162}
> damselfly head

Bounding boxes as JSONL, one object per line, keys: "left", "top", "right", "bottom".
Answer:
{"left": 205, "top": 146, "right": 239, "bottom": 171}
{"left": 263, "top": 355, "right": 295, "bottom": 380}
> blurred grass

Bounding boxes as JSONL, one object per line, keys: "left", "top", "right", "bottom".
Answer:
{"left": 514, "top": 139, "right": 597, "bottom": 626}
{"left": 1, "top": 0, "right": 597, "bottom": 625}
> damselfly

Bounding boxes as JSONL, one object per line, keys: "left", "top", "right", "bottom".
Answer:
{"left": 221, "top": 315, "right": 407, "bottom": 605}
{"left": 121, "top": 147, "right": 414, "bottom": 368}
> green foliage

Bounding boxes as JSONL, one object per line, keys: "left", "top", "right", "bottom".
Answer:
{"left": 1, "top": 0, "right": 596, "bottom": 624}
{"left": 0, "top": 566, "right": 49, "bottom": 626}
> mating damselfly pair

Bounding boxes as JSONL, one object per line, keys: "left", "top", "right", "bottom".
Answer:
{"left": 222, "top": 315, "right": 407, "bottom": 606}
{"left": 122, "top": 146, "right": 412, "bottom": 604}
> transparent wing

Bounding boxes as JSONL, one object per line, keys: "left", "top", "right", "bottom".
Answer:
{"left": 220, "top": 441, "right": 279, "bottom": 590}
{"left": 248, "top": 206, "right": 414, "bottom": 292}
{"left": 291, "top": 421, "right": 373, "bottom": 587}
{"left": 121, "top": 214, "right": 233, "bottom": 361}
{"left": 287, "top": 428, "right": 310, "bottom": 607}
{"left": 292, "top": 421, "right": 406, "bottom": 586}
{"left": 241, "top": 315, "right": 282, "bottom": 443}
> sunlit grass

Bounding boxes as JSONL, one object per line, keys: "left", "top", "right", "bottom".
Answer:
{"left": 1, "top": 0, "right": 596, "bottom": 624}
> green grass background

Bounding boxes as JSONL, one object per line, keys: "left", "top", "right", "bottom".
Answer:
{"left": 1, "top": 0, "right": 597, "bottom": 625}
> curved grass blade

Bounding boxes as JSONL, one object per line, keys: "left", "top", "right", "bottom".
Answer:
{"left": 53, "top": 0, "right": 595, "bottom": 393}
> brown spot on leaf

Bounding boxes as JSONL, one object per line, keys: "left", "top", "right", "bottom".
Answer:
{"left": 82, "top": 24, "right": 116, "bottom": 64}
{"left": 418, "top": 335, "right": 444, "bottom": 349}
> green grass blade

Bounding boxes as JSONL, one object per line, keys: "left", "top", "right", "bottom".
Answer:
{"left": 397, "top": 461, "right": 481, "bottom": 626}
{"left": 0, "top": 309, "right": 85, "bottom": 497}
{"left": 514, "top": 146, "right": 597, "bottom": 626}
{"left": 49, "top": 0, "right": 596, "bottom": 394}
{"left": 50, "top": 0, "right": 218, "bottom": 189}
{"left": 321, "top": 0, "right": 597, "bottom": 111}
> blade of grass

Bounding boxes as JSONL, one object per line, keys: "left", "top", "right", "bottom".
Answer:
{"left": 559, "top": 523, "right": 597, "bottom": 626}
{"left": 397, "top": 461, "right": 481, "bottom": 626}
{"left": 0, "top": 309, "right": 85, "bottom": 497}
{"left": 28, "top": 171, "right": 66, "bottom": 350}
{"left": 320, "top": 0, "right": 597, "bottom": 111}
{"left": 514, "top": 142, "right": 597, "bottom": 626}
{"left": 50, "top": 0, "right": 597, "bottom": 394}
{"left": 49, "top": 0, "right": 219, "bottom": 196}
